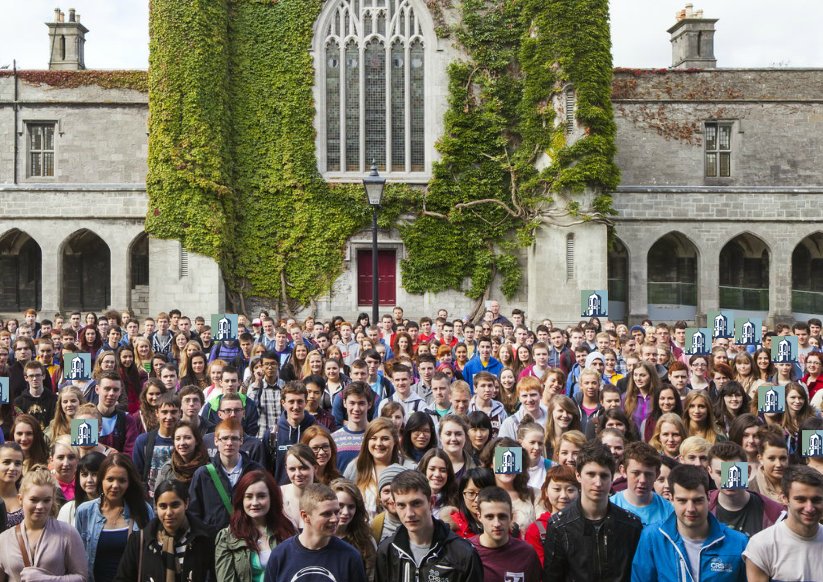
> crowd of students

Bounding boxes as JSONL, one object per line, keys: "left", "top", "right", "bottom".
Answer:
{"left": 0, "top": 303, "right": 820, "bottom": 581}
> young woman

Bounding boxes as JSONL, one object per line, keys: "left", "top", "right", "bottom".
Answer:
{"left": 641, "top": 384, "right": 684, "bottom": 442}
{"left": 0, "top": 443, "right": 24, "bottom": 529}
{"left": 215, "top": 470, "right": 296, "bottom": 582}
{"left": 379, "top": 401, "right": 405, "bottom": 433}
{"left": 391, "top": 332, "right": 414, "bottom": 361}
{"left": 401, "top": 411, "right": 437, "bottom": 467}
{"left": 279, "top": 444, "right": 317, "bottom": 529}
{"left": 525, "top": 465, "right": 579, "bottom": 566}
{"left": 417, "top": 449, "right": 458, "bottom": 519}
{"left": 303, "top": 375, "right": 336, "bottom": 430}
{"left": 512, "top": 345, "right": 533, "bottom": 380}
{"left": 518, "top": 417, "right": 549, "bottom": 489}
{"left": 79, "top": 325, "right": 103, "bottom": 363}
{"left": 654, "top": 457, "right": 678, "bottom": 501}
{"left": 481, "top": 436, "right": 536, "bottom": 533}
{"left": 710, "top": 363, "right": 733, "bottom": 399}
{"left": 169, "top": 332, "right": 189, "bottom": 367}
{"left": 301, "top": 350, "right": 325, "bottom": 381}
{"left": 331, "top": 478, "right": 377, "bottom": 582}
{"left": 343, "top": 418, "right": 400, "bottom": 518}
{"left": 0, "top": 466, "right": 88, "bottom": 580}
{"left": 729, "top": 413, "right": 764, "bottom": 472}
{"left": 443, "top": 467, "right": 496, "bottom": 539}
{"left": 623, "top": 361, "right": 660, "bottom": 431}
{"left": 300, "top": 425, "right": 342, "bottom": 485}
{"left": 497, "top": 343, "right": 515, "bottom": 370}
{"left": 137, "top": 378, "right": 166, "bottom": 433}
{"left": 280, "top": 343, "right": 309, "bottom": 383}
{"left": 466, "top": 411, "right": 492, "bottom": 465}
{"left": 149, "top": 354, "right": 168, "bottom": 379}
{"left": 544, "top": 395, "right": 582, "bottom": 460}
{"left": 75, "top": 453, "right": 154, "bottom": 582}
{"left": 542, "top": 369, "right": 566, "bottom": 405}
{"left": 324, "top": 358, "right": 347, "bottom": 402}
{"left": 242, "top": 356, "right": 264, "bottom": 393}
{"left": 714, "top": 381, "right": 751, "bottom": 434}
{"left": 156, "top": 420, "right": 209, "bottom": 486}
{"left": 801, "top": 350, "right": 823, "bottom": 400}
{"left": 753, "top": 347, "right": 775, "bottom": 382}
{"left": 770, "top": 362, "right": 797, "bottom": 386}
{"left": 438, "top": 414, "right": 475, "bottom": 481}
{"left": 454, "top": 343, "right": 469, "bottom": 374}
{"left": 57, "top": 451, "right": 105, "bottom": 526}
{"left": 49, "top": 436, "right": 79, "bottom": 504}
{"left": 649, "top": 413, "right": 688, "bottom": 459}
{"left": 132, "top": 338, "right": 154, "bottom": 375}
{"left": 179, "top": 350, "right": 209, "bottom": 391}
{"left": 732, "top": 352, "right": 757, "bottom": 396}
{"left": 45, "top": 386, "right": 84, "bottom": 444}
{"left": 594, "top": 408, "right": 640, "bottom": 442}
{"left": 13, "top": 415, "right": 49, "bottom": 474}
{"left": 682, "top": 390, "right": 723, "bottom": 443}
{"left": 554, "top": 430, "right": 587, "bottom": 468}
{"left": 117, "top": 346, "right": 146, "bottom": 415}
{"left": 688, "top": 354, "right": 711, "bottom": 392}
{"left": 749, "top": 427, "right": 789, "bottom": 505}
{"left": 783, "top": 381, "right": 816, "bottom": 458}
{"left": 115, "top": 479, "right": 216, "bottom": 582}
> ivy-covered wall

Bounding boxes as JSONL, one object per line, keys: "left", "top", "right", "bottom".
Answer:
{"left": 147, "top": 0, "right": 617, "bottom": 313}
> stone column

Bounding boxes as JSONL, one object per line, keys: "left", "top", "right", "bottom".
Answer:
{"left": 39, "top": 234, "right": 61, "bottom": 315}
{"left": 109, "top": 238, "right": 131, "bottom": 311}
{"left": 769, "top": 238, "right": 793, "bottom": 322}
{"left": 697, "top": 248, "right": 720, "bottom": 325}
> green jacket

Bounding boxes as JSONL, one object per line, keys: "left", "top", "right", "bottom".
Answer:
{"left": 215, "top": 527, "right": 279, "bottom": 582}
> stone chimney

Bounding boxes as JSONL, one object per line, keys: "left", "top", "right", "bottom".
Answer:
{"left": 667, "top": 4, "right": 717, "bottom": 69}
{"left": 47, "top": 7, "right": 89, "bottom": 70}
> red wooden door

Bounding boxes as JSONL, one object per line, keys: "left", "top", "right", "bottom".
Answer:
{"left": 358, "top": 249, "right": 396, "bottom": 306}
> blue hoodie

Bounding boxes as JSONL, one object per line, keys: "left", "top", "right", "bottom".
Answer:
{"left": 631, "top": 511, "right": 748, "bottom": 582}
{"left": 461, "top": 355, "right": 503, "bottom": 393}
{"left": 273, "top": 411, "right": 316, "bottom": 485}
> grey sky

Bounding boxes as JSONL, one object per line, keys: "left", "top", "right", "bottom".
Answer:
{"left": 2, "top": 1, "right": 822, "bottom": 70}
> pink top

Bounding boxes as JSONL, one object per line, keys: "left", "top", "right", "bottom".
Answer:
{"left": 0, "top": 518, "right": 88, "bottom": 582}
{"left": 57, "top": 479, "right": 74, "bottom": 501}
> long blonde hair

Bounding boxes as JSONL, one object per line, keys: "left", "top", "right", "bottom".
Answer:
{"left": 45, "top": 386, "right": 85, "bottom": 443}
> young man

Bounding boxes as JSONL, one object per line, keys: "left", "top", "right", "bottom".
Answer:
{"left": 468, "top": 372, "right": 507, "bottom": 438}
{"left": 14, "top": 360, "right": 57, "bottom": 429}
{"left": 610, "top": 441, "right": 674, "bottom": 526}
{"left": 364, "top": 349, "right": 395, "bottom": 405}
{"left": 470, "top": 487, "right": 541, "bottom": 582}
{"left": 246, "top": 351, "right": 284, "bottom": 438}
{"left": 423, "top": 371, "right": 452, "bottom": 429}
{"left": 189, "top": 417, "right": 264, "bottom": 530}
{"left": 519, "top": 341, "right": 550, "bottom": 380}
{"left": 668, "top": 361, "right": 690, "bottom": 400}
{"left": 273, "top": 381, "right": 316, "bottom": 484}
{"left": 461, "top": 337, "right": 503, "bottom": 393}
{"left": 543, "top": 441, "right": 642, "bottom": 581}
{"left": 336, "top": 321, "right": 359, "bottom": 366}
{"left": 371, "top": 464, "right": 406, "bottom": 543}
{"left": 202, "top": 392, "right": 268, "bottom": 468}
{"left": 265, "top": 483, "right": 367, "bottom": 581}
{"left": 133, "top": 392, "right": 181, "bottom": 496}
{"left": 96, "top": 371, "right": 140, "bottom": 456}
{"left": 149, "top": 312, "right": 174, "bottom": 356}
{"left": 573, "top": 367, "right": 602, "bottom": 435}
{"left": 158, "top": 363, "right": 179, "bottom": 392}
{"left": 707, "top": 442, "right": 783, "bottom": 537}
{"left": 498, "top": 376, "right": 546, "bottom": 439}
{"left": 9, "top": 337, "right": 53, "bottom": 400}
{"left": 332, "top": 382, "right": 372, "bottom": 471}
{"left": 549, "top": 328, "right": 571, "bottom": 372}
{"left": 412, "top": 354, "right": 436, "bottom": 405}
{"left": 744, "top": 465, "right": 823, "bottom": 581}
{"left": 378, "top": 363, "right": 425, "bottom": 416}
{"left": 449, "top": 381, "right": 471, "bottom": 416}
{"left": 564, "top": 344, "right": 591, "bottom": 397}
{"left": 376, "top": 470, "right": 483, "bottom": 582}
{"left": 201, "top": 365, "right": 260, "bottom": 436}
{"left": 631, "top": 464, "right": 748, "bottom": 581}
{"left": 179, "top": 384, "right": 209, "bottom": 435}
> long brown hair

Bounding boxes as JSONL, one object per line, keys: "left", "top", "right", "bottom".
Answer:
{"left": 230, "top": 470, "right": 295, "bottom": 550}
{"left": 13, "top": 414, "right": 49, "bottom": 469}
{"left": 353, "top": 418, "right": 400, "bottom": 490}
{"left": 330, "top": 478, "right": 375, "bottom": 569}
{"left": 299, "top": 425, "right": 341, "bottom": 485}
{"left": 97, "top": 453, "right": 150, "bottom": 527}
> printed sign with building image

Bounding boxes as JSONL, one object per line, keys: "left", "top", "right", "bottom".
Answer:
{"left": 720, "top": 461, "right": 748, "bottom": 489}
{"left": 494, "top": 447, "right": 523, "bottom": 475}
{"left": 71, "top": 418, "right": 99, "bottom": 447}
{"left": 734, "top": 317, "right": 762, "bottom": 346}
{"left": 211, "top": 314, "right": 239, "bottom": 342}
{"left": 63, "top": 353, "right": 92, "bottom": 381}
{"left": 757, "top": 384, "right": 785, "bottom": 414}
{"left": 771, "top": 335, "right": 798, "bottom": 364}
{"left": 708, "top": 310, "right": 734, "bottom": 339}
{"left": 581, "top": 290, "right": 608, "bottom": 318}
{"left": 0, "top": 377, "right": 8, "bottom": 404}
{"left": 801, "top": 430, "right": 823, "bottom": 458}
{"left": 685, "top": 328, "right": 711, "bottom": 356}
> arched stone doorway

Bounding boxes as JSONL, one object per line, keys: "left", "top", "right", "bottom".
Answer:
{"left": 0, "top": 229, "right": 42, "bottom": 311}
{"left": 607, "top": 238, "right": 629, "bottom": 322}
{"left": 719, "top": 233, "right": 769, "bottom": 314}
{"left": 792, "top": 232, "right": 823, "bottom": 318}
{"left": 129, "top": 233, "right": 150, "bottom": 318}
{"left": 647, "top": 232, "right": 698, "bottom": 321}
{"left": 61, "top": 229, "right": 111, "bottom": 311}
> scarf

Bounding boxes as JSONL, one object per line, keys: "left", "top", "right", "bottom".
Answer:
{"left": 156, "top": 514, "right": 190, "bottom": 582}
{"left": 171, "top": 449, "right": 208, "bottom": 483}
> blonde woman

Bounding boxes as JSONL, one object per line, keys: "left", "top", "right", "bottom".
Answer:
{"left": 45, "top": 386, "right": 84, "bottom": 444}
{"left": 649, "top": 413, "right": 688, "bottom": 459}
{"left": 0, "top": 466, "right": 88, "bottom": 580}
{"left": 342, "top": 418, "right": 401, "bottom": 518}
{"left": 133, "top": 337, "right": 154, "bottom": 374}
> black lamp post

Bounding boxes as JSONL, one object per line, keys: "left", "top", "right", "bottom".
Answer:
{"left": 363, "top": 162, "right": 386, "bottom": 325}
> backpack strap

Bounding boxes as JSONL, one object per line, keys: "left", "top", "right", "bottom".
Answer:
{"left": 536, "top": 519, "right": 546, "bottom": 542}
{"left": 141, "top": 430, "right": 159, "bottom": 485}
{"left": 137, "top": 529, "right": 143, "bottom": 582}
{"left": 15, "top": 525, "right": 31, "bottom": 568}
{"left": 206, "top": 463, "right": 233, "bottom": 514}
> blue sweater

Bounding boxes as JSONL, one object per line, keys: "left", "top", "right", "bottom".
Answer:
{"left": 264, "top": 535, "right": 366, "bottom": 582}
{"left": 631, "top": 512, "right": 747, "bottom": 582}
{"left": 461, "top": 356, "right": 503, "bottom": 393}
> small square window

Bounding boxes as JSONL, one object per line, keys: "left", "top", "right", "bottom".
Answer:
{"left": 27, "top": 123, "right": 56, "bottom": 178}
{"left": 704, "top": 122, "right": 732, "bottom": 178}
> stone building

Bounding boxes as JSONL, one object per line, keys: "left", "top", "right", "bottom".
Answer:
{"left": 1, "top": 5, "right": 821, "bottom": 325}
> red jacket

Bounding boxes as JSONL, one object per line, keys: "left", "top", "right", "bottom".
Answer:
{"left": 802, "top": 374, "right": 823, "bottom": 400}
{"left": 524, "top": 511, "right": 551, "bottom": 565}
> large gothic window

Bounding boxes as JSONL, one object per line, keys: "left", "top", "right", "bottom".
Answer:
{"left": 321, "top": 0, "right": 426, "bottom": 175}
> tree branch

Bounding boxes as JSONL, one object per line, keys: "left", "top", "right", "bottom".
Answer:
{"left": 454, "top": 198, "right": 521, "bottom": 218}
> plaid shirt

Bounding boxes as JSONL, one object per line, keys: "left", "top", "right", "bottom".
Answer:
{"left": 247, "top": 378, "right": 284, "bottom": 438}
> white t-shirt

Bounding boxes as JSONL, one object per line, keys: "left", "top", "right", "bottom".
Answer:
{"left": 743, "top": 520, "right": 823, "bottom": 580}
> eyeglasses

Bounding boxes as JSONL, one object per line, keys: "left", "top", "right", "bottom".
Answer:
{"left": 463, "top": 490, "right": 479, "bottom": 500}
{"left": 219, "top": 408, "right": 243, "bottom": 415}
{"left": 217, "top": 436, "right": 242, "bottom": 443}
{"left": 26, "top": 373, "right": 43, "bottom": 379}
{"left": 310, "top": 444, "right": 331, "bottom": 453}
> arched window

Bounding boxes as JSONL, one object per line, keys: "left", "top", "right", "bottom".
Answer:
{"left": 319, "top": 0, "right": 427, "bottom": 175}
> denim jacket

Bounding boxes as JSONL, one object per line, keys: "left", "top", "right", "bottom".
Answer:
{"left": 74, "top": 497, "right": 155, "bottom": 582}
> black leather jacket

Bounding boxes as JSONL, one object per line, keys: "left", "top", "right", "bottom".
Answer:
{"left": 543, "top": 497, "right": 642, "bottom": 582}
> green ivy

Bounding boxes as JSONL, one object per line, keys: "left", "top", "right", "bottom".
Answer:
{"left": 147, "top": 0, "right": 616, "bottom": 309}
